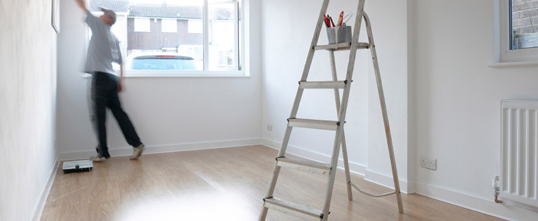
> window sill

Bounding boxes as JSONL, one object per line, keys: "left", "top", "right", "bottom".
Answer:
{"left": 488, "top": 61, "right": 538, "bottom": 68}
{"left": 82, "top": 71, "right": 250, "bottom": 79}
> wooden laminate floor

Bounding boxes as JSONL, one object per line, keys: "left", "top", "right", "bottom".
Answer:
{"left": 41, "top": 145, "right": 504, "bottom": 221}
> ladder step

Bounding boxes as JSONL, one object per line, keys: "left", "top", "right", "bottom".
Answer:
{"left": 314, "top": 42, "right": 370, "bottom": 51}
{"left": 263, "top": 197, "right": 324, "bottom": 220}
{"left": 288, "top": 118, "right": 340, "bottom": 131}
{"left": 299, "top": 81, "right": 347, "bottom": 89}
{"left": 276, "top": 156, "right": 331, "bottom": 175}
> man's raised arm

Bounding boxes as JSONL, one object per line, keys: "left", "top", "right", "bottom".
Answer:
{"left": 76, "top": 0, "right": 89, "bottom": 14}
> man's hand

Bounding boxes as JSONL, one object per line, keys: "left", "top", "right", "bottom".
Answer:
{"left": 118, "top": 80, "right": 123, "bottom": 93}
{"left": 118, "top": 63, "right": 124, "bottom": 92}
{"left": 76, "top": 0, "right": 88, "bottom": 12}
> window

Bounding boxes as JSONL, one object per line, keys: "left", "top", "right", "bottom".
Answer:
{"left": 494, "top": 0, "right": 538, "bottom": 65}
{"left": 134, "top": 18, "right": 150, "bottom": 32}
{"left": 87, "top": 0, "right": 245, "bottom": 75}
{"left": 510, "top": 0, "right": 538, "bottom": 50}
{"left": 161, "top": 19, "right": 177, "bottom": 33}
{"left": 207, "top": 0, "right": 238, "bottom": 71}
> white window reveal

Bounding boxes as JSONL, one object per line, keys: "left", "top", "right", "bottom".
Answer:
{"left": 162, "top": 19, "right": 178, "bottom": 33}
{"left": 134, "top": 18, "right": 150, "bottom": 32}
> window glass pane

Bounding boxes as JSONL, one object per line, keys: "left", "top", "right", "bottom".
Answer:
{"left": 208, "top": 0, "right": 238, "bottom": 71}
{"left": 162, "top": 19, "right": 177, "bottom": 33}
{"left": 511, "top": 0, "right": 538, "bottom": 50}
{"left": 238, "top": 0, "right": 242, "bottom": 71}
{"left": 87, "top": 0, "right": 242, "bottom": 73}
{"left": 127, "top": 1, "right": 204, "bottom": 70}
{"left": 134, "top": 18, "right": 150, "bottom": 32}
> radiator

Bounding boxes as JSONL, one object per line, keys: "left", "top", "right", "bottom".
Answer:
{"left": 501, "top": 100, "right": 538, "bottom": 208}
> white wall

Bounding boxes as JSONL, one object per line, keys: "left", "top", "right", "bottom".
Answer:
{"left": 0, "top": 0, "right": 58, "bottom": 220}
{"left": 364, "top": 0, "right": 410, "bottom": 192}
{"left": 56, "top": 0, "right": 262, "bottom": 158}
{"left": 412, "top": 0, "right": 538, "bottom": 220}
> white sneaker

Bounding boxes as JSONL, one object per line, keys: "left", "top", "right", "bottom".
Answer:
{"left": 130, "top": 144, "right": 145, "bottom": 160}
{"left": 90, "top": 155, "right": 108, "bottom": 162}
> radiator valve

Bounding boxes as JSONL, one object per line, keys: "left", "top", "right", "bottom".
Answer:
{"left": 492, "top": 176, "right": 502, "bottom": 204}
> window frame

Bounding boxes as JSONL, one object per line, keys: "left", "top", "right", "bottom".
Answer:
{"left": 493, "top": 0, "right": 538, "bottom": 66}
{"left": 87, "top": 0, "right": 248, "bottom": 77}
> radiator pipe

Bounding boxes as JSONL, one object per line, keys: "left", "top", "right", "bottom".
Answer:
{"left": 494, "top": 194, "right": 502, "bottom": 204}
{"left": 493, "top": 176, "right": 502, "bottom": 204}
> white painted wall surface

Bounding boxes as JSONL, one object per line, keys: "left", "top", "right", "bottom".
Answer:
{"left": 56, "top": 0, "right": 262, "bottom": 158}
{"left": 412, "top": 0, "right": 538, "bottom": 219}
{"left": 0, "top": 1, "right": 58, "bottom": 220}
{"left": 261, "top": 0, "right": 373, "bottom": 174}
{"left": 364, "top": 0, "right": 410, "bottom": 192}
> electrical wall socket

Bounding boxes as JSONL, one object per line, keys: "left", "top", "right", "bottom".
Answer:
{"left": 267, "top": 124, "right": 273, "bottom": 131}
{"left": 420, "top": 157, "right": 437, "bottom": 170}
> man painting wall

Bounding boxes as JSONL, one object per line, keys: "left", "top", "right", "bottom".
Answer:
{"left": 75, "top": 0, "right": 145, "bottom": 161}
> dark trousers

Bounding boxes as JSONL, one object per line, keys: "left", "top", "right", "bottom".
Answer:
{"left": 91, "top": 72, "right": 142, "bottom": 158}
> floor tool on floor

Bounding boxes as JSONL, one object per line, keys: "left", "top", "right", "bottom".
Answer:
{"left": 62, "top": 160, "right": 93, "bottom": 173}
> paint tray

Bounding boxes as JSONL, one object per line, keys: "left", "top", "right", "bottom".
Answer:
{"left": 62, "top": 160, "right": 93, "bottom": 173}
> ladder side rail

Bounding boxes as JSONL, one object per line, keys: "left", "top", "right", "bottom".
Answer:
{"left": 339, "top": 134, "right": 353, "bottom": 201}
{"left": 259, "top": 167, "right": 282, "bottom": 220}
{"left": 289, "top": 0, "right": 331, "bottom": 118}
{"left": 289, "top": 0, "right": 331, "bottom": 120}
{"left": 337, "top": 0, "right": 366, "bottom": 124}
{"left": 329, "top": 50, "right": 353, "bottom": 201}
{"left": 290, "top": 0, "right": 331, "bottom": 119}
{"left": 321, "top": 1, "right": 367, "bottom": 219}
{"left": 321, "top": 125, "right": 345, "bottom": 221}
{"left": 299, "top": 0, "right": 331, "bottom": 82}
{"left": 329, "top": 52, "right": 341, "bottom": 113}
{"left": 363, "top": 12, "right": 404, "bottom": 214}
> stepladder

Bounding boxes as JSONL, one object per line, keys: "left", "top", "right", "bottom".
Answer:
{"left": 258, "top": 0, "right": 403, "bottom": 220}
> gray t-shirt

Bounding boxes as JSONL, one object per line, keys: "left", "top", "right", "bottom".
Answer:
{"left": 84, "top": 12, "right": 122, "bottom": 74}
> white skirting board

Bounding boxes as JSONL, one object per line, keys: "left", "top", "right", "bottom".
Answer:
{"left": 414, "top": 181, "right": 538, "bottom": 221}
{"left": 59, "top": 138, "right": 263, "bottom": 161}
{"left": 31, "top": 156, "right": 60, "bottom": 221}
{"left": 364, "top": 169, "right": 411, "bottom": 194}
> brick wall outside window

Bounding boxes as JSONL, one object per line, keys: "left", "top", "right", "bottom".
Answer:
{"left": 512, "top": 0, "right": 538, "bottom": 34}
{"left": 512, "top": 0, "right": 538, "bottom": 49}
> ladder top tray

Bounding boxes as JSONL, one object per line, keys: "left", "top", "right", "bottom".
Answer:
{"left": 314, "top": 42, "right": 370, "bottom": 51}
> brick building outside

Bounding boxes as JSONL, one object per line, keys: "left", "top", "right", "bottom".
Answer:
{"left": 511, "top": 0, "right": 538, "bottom": 49}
